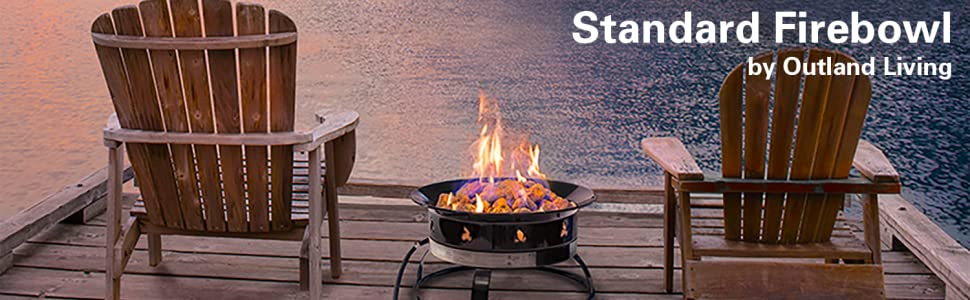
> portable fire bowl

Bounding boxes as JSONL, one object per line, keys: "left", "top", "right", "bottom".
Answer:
{"left": 393, "top": 178, "right": 597, "bottom": 300}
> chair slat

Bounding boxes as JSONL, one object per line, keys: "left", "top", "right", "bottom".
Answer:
{"left": 817, "top": 75, "right": 873, "bottom": 241}
{"left": 139, "top": 0, "right": 206, "bottom": 231}
{"left": 92, "top": 13, "right": 167, "bottom": 227}
{"left": 238, "top": 3, "right": 271, "bottom": 233}
{"left": 718, "top": 64, "right": 744, "bottom": 241}
{"left": 203, "top": 0, "right": 248, "bottom": 233}
{"left": 742, "top": 53, "right": 772, "bottom": 241}
{"left": 800, "top": 52, "right": 857, "bottom": 242}
{"left": 762, "top": 48, "right": 805, "bottom": 243}
{"left": 781, "top": 49, "right": 833, "bottom": 243}
{"left": 330, "top": 130, "right": 356, "bottom": 186}
{"left": 780, "top": 49, "right": 834, "bottom": 243}
{"left": 269, "top": 10, "right": 298, "bottom": 231}
{"left": 810, "top": 54, "right": 867, "bottom": 241}
{"left": 112, "top": 6, "right": 185, "bottom": 229}
{"left": 171, "top": 0, "right": 226, "bottom": 232}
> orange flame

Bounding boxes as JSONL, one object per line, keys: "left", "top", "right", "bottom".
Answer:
{"left": 515, "top": 170, "right": 526, "bottom": 183}
{"left": 528, "top": 145, "right": 545, "bottom": 179}
{"left": 436, "top": 90, "right": 574, "bottom": 214}
{"left": 462, "top": 227, "right": 472, "bottom": 242}
{"left": 475, "top": 195, "right": 485, "bottom": 213}
{"left": 515, "top": 229, "right": 527, "bottom": 243}
{"left": 471, "top": 91, "right": 545, "bottom": 181}
{"left": 449, "top": 192, "right": 459, "bottom": 210}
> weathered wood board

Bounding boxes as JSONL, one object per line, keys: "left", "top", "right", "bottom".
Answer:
{"left": 0, "top": 193, "right": 950, "bottom": 299}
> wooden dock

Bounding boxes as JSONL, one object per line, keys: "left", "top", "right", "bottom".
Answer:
{"left": 0, "top": 170, "right": 959, "bottom": 299}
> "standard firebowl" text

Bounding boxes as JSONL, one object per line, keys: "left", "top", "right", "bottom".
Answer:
{"left": 572, "top": 11, "right": 950, "bottom": 45}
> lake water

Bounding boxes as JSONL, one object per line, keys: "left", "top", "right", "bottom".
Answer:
{"left": 0, "top": 0, "right": 967, "bottom": 246}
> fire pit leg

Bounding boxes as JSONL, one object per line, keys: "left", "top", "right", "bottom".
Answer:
{"left": 395, "top": 239, "right": 595, "bottom": 300}
{"left": 471, "top": 269, "right": 491, "bottom": 300}
{"left": 573, "top": 254, "right": 595, "bottom": 299}
{"left": 393, "top": 238, "right": 429, "bottom": 300}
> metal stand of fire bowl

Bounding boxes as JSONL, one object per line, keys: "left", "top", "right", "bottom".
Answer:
{"left": 392, "top": 238, "right": 595, "bottom": 300}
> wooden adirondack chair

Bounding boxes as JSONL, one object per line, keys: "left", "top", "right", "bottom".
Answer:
{"left": 642, "top": 48, "right": 901, "bottom": 299}
{"left": 92, "top": 1, "right": 358, "bottom": 299}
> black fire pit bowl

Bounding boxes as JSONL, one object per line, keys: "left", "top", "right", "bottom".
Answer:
{"left": 409, "top": 178, "right": 596, "bottom": 222}
{"left": 409, "top": 178, "right": 596, "bottom": 268}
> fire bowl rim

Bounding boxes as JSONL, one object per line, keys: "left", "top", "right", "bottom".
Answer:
{"left": 409, "top": 178, "right": 596, "bottom": 222}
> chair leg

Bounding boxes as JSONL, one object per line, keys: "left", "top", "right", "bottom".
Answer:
{"left": 663, "top": 173, "right": 676, "bottom": 294}
{"left": 678, "top": 214, "right": 689, "bottom": 300}
{"left": 324, "top": 142, "right": 342, "bottom": 279}
{"left": 148, "top": 233, "right": 162, "bottom": 267}
{"left": 106, "top": 230, "right": 121, "bottom": 300}
{"left": 308, "top": 148, "right": 324, "bottom": 299}
{"left": 300, "top": 227, "right": 311, "bottom": 291}
{"left": 107, "top": 264, "right": 121, "bottom": 300}
{"left": 862, "top": 193, "right": 882, "bottom": 264}
{"left": 677, "top": 191, "right": 694, "bottom": 300}
{"left": 105, "top": 143, "right": 124, "bottom": 300}
{"left": 325, "top": 190, "right": 341, "bottom": 279}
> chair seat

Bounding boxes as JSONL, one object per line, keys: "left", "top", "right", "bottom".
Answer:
{"left": 684, "top": 196, "right": 873, "bottom": 260}
{"left": 691, "top": 235, "right": 872, "bottom": 260}
{"left": 131, "top": 158, "right": 326, "bottom": 225}
{"left": 131, "top": 189, "right": 315, "bottom": 238}
{"left": 131, "top": 198, "right": 315, "bottom": 221}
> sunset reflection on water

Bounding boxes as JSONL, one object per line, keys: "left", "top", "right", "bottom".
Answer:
{"left": 0, "top": 0, "right": 967, "bottom": 247}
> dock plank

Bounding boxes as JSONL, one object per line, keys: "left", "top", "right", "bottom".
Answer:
{"left": 0, "top": 167, "right": 132, "bottom": 256}
{"left": 0, "top": 267, "right": 679, "bottom": 300}
{"left": 879, "top": 195, "right": 970, "bottom": 299}
{"left": 26, "top": 225, "right": 673, "bottom": 269}
{"left": 0, "top": 194, "right": 950, "bottom": 299}
{"left": 11, "top": 234, "right": 944, "bottom": 299}
{"left": 67, "top": 220, "right": 666, "bottom": 248}
{"left": 12, "top": 243, "right": 677, "bottom": 294}
{"left": 21, "top": 221, "right": 932, "bottom": 274}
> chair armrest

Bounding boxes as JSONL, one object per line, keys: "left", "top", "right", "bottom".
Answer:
{"left": 103, "top": 114, "right": 122, "bottom": 147}
{"left": 104, "top": 110, "right": 358, "bottom": 150}
{"left": 106, "top": 113, "right": 121, "bottom": 130}
{"left": 104, "top": 113, "right": 314, "bottom": 147}
{"left": 294, "top": 109, "right": 359, "bottom": 152}
{"left": 641, "top": 137, "right": 704, "bottom": 180}
{"left": 674, "top": 177, "right": 900, "bottom": 194}
{"left": 853, "top": 140, "right": 900, "bottom": 183}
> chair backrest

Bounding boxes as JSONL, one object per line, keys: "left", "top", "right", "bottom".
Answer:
{"left": 718, "top": 48, "right": 872, "bottom": 244}
{"left": 92, "top": 0, "right": 298, "bottom": 233}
